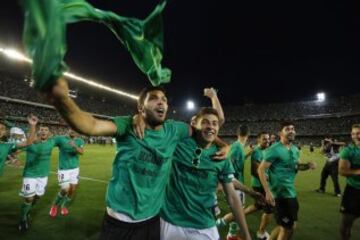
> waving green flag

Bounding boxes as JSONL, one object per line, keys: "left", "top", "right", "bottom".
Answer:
{"left": 22, "top": 0, "right": 171, "bottom": 90}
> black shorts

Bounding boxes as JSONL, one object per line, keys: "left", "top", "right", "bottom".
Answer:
{"left": 274, "top": 198, "right": 299, "bottom": 229}
{"left": 98, "top": 213, "right": 160, "bottom": 240}
{"left": 253, "top": 187, "right": 274, "bottom": 214}
{"left": 340, "top": 185, "right": 360, "bottom": 217}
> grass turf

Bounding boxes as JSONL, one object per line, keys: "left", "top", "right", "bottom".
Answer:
{"left": 0, "top": 144, "right": 359, "bottom": 239}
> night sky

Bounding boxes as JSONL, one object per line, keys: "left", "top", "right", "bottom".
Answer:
{"left": 0, "top": 0, "right": 359, "bottom": 107}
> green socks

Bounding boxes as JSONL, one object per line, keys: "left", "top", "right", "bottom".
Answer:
{"left": 53, "top": 193, "right": 65, "bottom": 206}
{"left": 61, "top": 196, "right": 72, "bottom": 208}
{"left": 20, "top": 202, "right": 32, "bottom": 221}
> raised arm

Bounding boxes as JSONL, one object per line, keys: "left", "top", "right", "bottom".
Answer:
{"left": 16, "top": 115, "right": 38, "bottom": 148}
{"left": 46, "top": 78, "right": 117, "bottom": 136}
{"left": 204, "top": 88, "right": 225, "bottom": 125}
{"left": 222, "top": 182, "right": 252, "bottom": 240}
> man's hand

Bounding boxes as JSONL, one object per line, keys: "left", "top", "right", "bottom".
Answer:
{"left": 308, "top": 161, "right": 317, "bottom": 170}
{"left": 204, "top": 88, "right": 217, "bottom": 99}
{"left": 46, "top": 78, "right": 70, "bottom": 103}
{"left": 132, "top": 114, "right": 145, "bottom": 139}
{"left": 27, "top": 114, "right": 38, "bottom": 126}
{"left": 212, "top": 145, "right": 230, "bottom": 160}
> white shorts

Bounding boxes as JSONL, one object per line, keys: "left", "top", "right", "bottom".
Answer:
{"left": 235, "top": 190, "right": 246, "bottom": 205}
{"left": 58, "top": 168, "right": 79, "bottom": 188}
{"left": 19, "top": 177, "right": 48, "bottom": 198}
{"left": 160, "top": 218, "right": 220, "bottom": 240}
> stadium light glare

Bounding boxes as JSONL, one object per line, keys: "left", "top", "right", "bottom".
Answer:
{"left": 317, "top": 92, "right": 326, "bottom": 102}
{"left": 0, "top": 47, "right": 32, "bottom": 63}
{"left": 186, "top": 100, "right": 195, "bottom": 111}
{"left": 0, "top": 45, "right": 138, "bottom": 100}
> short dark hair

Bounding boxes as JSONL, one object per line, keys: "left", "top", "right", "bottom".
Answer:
{"left": 352, "top": 124, "right": 360, "bottom": 130}
{"left": 257, "top": 131, "right": 269, "bottom": 139}
{"left": 279, "top": 121, "right": 295, "bottom": 131}
{"left": 196, "top": 107, "right": 220, "bottom": 120}
{"left": 237, "top": 125, "right": 250, "bottom": 137}
{"left": 137, "top": 86, "right": 166, "bottom": 108}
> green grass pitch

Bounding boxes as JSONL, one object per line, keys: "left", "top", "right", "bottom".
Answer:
{"left": 0, "top": 145, "right": 359, "bottom": 239}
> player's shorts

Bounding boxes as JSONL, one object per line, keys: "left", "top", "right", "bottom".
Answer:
{"left": 98, "top": 212, "right": 160, "bottom": 240}
{"left": 274, "top": 197, "right": 299, "bottom": 229}
{"left": 253, "top": 186, "right": 274, "bottom": 214}
{"left": 340, "top": 184, "right": 360, "bottom": 217}
{"left": 58, "top": 168, "right": 79, "bottom": 188}
{"left": 235, "top": 190, "right": 245, "bottom": 205}
{"left": 160, "top": 218, "right": 220, "bottom": 240}
{"left": 19, "top": 177, "right": 48, "bottom": 198}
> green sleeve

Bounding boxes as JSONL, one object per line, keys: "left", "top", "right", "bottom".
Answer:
{"left": 251, "top": 149, "right": 262, "bottom": 163}
{"left": 112, "top": 116, "right": 132, "bottom": 137}
{"left": 339, "top": 147, "right": 350, "bottom": 160}
{"left": 77, "top": 138, "right": 85, "bottom": 148}
{"left": 264, "top": 148, "right": 277, "bottom": 164}
{"left": 218, "top": 159, "right": 235, "bottom": 183}
{"left": 173, "top": 121, "right": 190, "bottom": 139}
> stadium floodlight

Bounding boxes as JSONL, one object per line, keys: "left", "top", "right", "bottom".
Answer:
{"left": 0, "top": 48, "right": 32, "bottom": 63}
{"left": 63, "top": 72, "right": 138, "bottom": 100}
{"left": 186, "top": 100, "right": 195, "bottom": 111}
{"left": 0, "top": 45, "right": 138, "bottom": 100}
{"left": 317, "top": 92, "right": 326, "bottom": 102}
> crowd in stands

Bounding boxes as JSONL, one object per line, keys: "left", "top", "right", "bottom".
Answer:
{"left": 0, "top": 73, "right": 135, "bottom": 118}
{"left": 1, "top": 74, "right": 359, "bottom": 146}
{"left": 223, "top": 95, "right": 360, "bottom": 121}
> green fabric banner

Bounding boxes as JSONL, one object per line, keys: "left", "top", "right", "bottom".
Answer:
{"left": 22, "top": 0, "right": 171, "bottom": 90}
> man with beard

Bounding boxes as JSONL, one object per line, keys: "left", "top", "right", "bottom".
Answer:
{"left": 338, "top": 124, "right": 360, "bottom": 240}
{"left": 45, "top": 78, "right": 227, "bottom": 240}
{"left": 258, "top": 122, "right": 316, "bottom": 240}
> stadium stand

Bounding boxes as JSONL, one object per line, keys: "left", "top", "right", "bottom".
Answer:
{"left": 1, "top": 73, "right": 359, "bottom": 145}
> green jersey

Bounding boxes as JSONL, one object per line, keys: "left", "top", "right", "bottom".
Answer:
{"left": 106, "top": 116, "right": 189, "bottom": 220}
{"left": 0, "top": 142, "right": 16, "bottom": 175}
{"left": 229, "top": 141, "right": 246, "bottom": 183}
{"left": 23, "top": 138, "right": 56, "bottom": 178}
{"left": 55, "top": 135, "right": 85, "bottom": 170}
{"left": 340, "top": 144, "right": 360, "bottom": 189}
{"left": 251, "top": 146, "right": 266, "bottom": 188}
{"left": 264, "top": 142, "right": 299, "bottom": 198}
{"left": 161, "top": 137, "right": 234, "bottom": 229}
